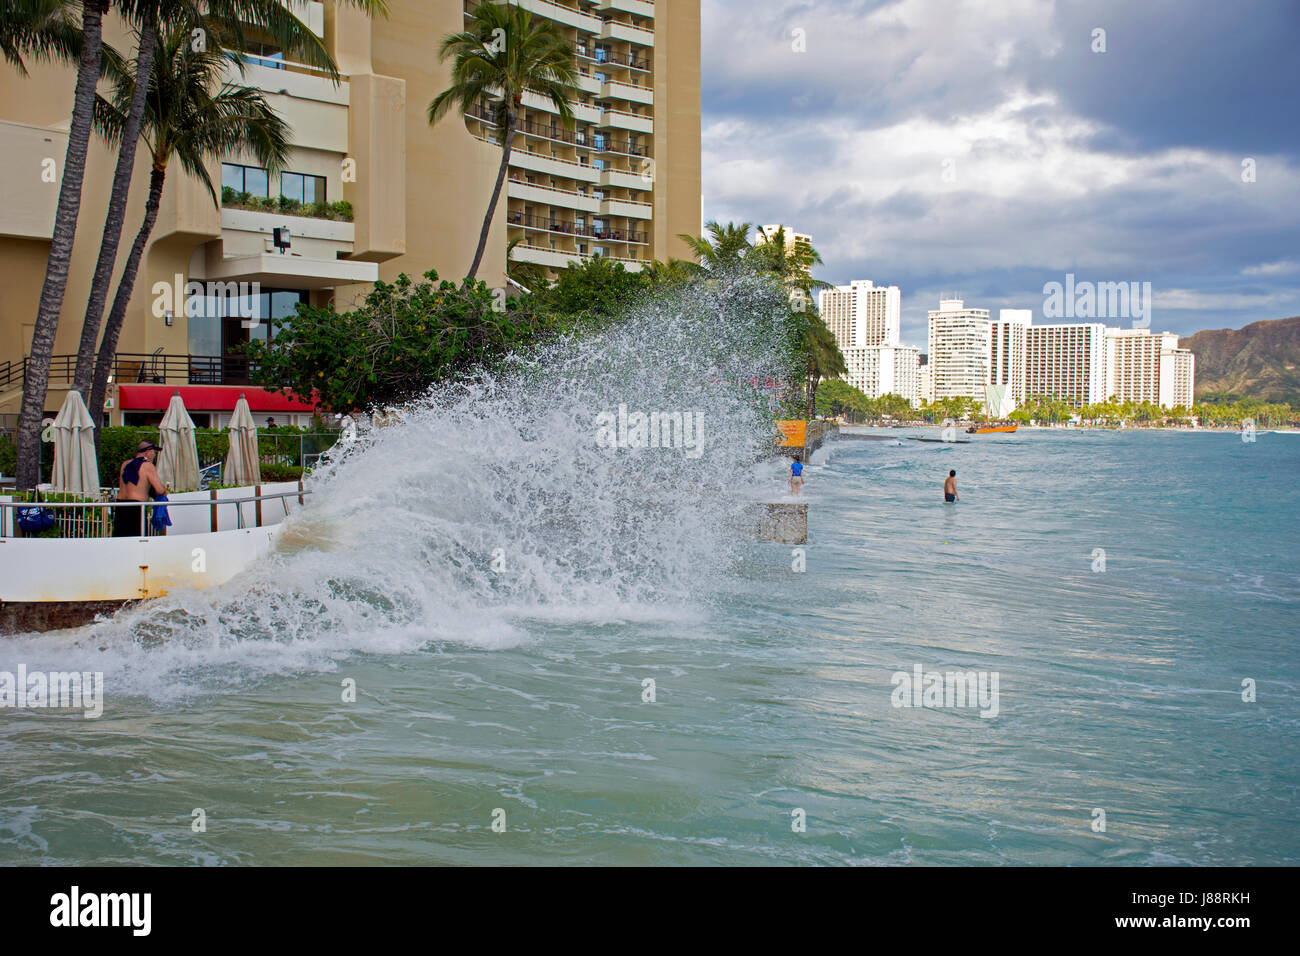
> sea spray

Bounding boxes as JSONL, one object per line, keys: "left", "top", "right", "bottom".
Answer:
{"left": 0, "top": 272, "right": 800, "bottom": 701}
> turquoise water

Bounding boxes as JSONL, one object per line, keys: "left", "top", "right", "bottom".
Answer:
{"left": 1, "top": 428, "right": 1297, "bottom": 865}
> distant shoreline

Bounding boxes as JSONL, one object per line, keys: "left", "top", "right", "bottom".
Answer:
{"left": 838, "top": 422, "right": 1300, "bottom": 434}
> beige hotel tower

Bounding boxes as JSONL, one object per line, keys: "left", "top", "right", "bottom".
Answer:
{"left": 0, "top": 0, "right": 701, "bottom": 427}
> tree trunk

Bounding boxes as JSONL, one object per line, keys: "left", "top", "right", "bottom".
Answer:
{"left": 466, "top": 113, "right": 516, "bottom": 281}
{"left": 89, "top": 164, "right": 166, "bottom": 445}
{"left": 73, "top": 8, "right": 159, "bottom": 398}
{"left": 15, "top": 0, "right": 109, "bottom": 490}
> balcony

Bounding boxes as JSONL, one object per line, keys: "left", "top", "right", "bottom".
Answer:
{"left": 601, "top": 20, "right": 655, "bottom": 47}
{"left": 601, "top": 197, "right": 653, "bottom": 220}
{"left": 601, "top": 79, "right": 653, "bottom": 106}
{"left": 599, "top": 108, "right": 653, "bottom": 134}
{"left": 596, "top": 0, "right": 655, "bottom": 17}
{"left": 509, "top": 148, "right": 600, "bottom": 183}
{"left": 512, "top": 244, "right": 645, "bottom": 272}
{"left": 221, "top": 207, "right": 357, "bottom": 263}
{"left": 507, "top": 178, "right": 600, "bottom": 213}
{"left": 512, "top": 0, "right": 603, "bottom": 32}
{"left": 522, "top": 89, "right": 601, "bottom": 125}
{"left": 599, "top": 167, "right": 652, "bottom": 191}
{"left": 575, "top": 45, "right": 651, "bottom": 72}
{"left": 506, "top": 210, "right": 647, "bottom": 245}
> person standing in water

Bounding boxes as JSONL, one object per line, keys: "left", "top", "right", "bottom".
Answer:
{"left": 944, "top": 469, "right": 959, "bottom": 503}
{"left": 115, "top": 440, "right": 167, "bottom": 537}
{"left": 790, "top": 454, "right": 804, "bottom": 496}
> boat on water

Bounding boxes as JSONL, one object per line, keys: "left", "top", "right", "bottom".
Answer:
{"left": 965, "top": 384, "right": 1018, "bottom": 433}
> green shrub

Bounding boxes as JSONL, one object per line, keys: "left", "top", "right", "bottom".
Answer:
{"left": 331, "top": 200, "right": 354, "bottom": 221}
{"left": 278, "top": 194, "right": 301, "bottom": 214}
{"left": 0, "top": 435, "right": 15, "bottom": 477}
{"left": 258, "top": 462, "right": 304, "bottom": 483}
{"left": 306, "top": 200, "right": 330, "bottom": 219}
{"left": 221, "top": 185, "right": 237, "bottom": 204}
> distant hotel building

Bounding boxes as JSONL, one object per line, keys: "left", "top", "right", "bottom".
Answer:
{"left": 927, "top": 299, "right": 991, "bottom": 402}
{"left": 1106, "top": 329, "right": 1195, "bottom": 409}
{"left": 756, "top": 224, "right": 813, "bottom": 255}
{"left": 923, "top": 299, "right": 1194, "bottom": 411}
{"left": 1024, "top": 322, "right": 1108, "bottom": 407}
{"left": 987, "top": 309, "right": 1029, "bottom": 416}
{"left": 820, "top": 279, "right": 920, "bottom": 406}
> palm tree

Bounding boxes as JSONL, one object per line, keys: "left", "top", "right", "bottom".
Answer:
{"left": 429, "top": 2, "right": 578, "bottom": 282}
{"left": 0, "top": 0, "right": 81, "bottom": 75}
{"left": 642, "top": 257, "right": 696, "bottom": 287}
{"left": 505, "top": 235, "right": 550, "bottom": 293}
{"left": 85, "top": 12, "right": 291, "bottom": 428}
{"left": 71, "top": 0, "right": 388, "bottom": 400}
{"left": 798, "top": 312, "right": 846, "bottom": 418}
{"left": 12, "top": 0, "right": 116, "bottom": 489}
{"left": 677, "top": 220, "right": 753, "bottom": 274}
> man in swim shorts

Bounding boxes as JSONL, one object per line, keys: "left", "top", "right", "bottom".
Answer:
{"left": 944, "top": 469, "right": 958, "bottom": 503}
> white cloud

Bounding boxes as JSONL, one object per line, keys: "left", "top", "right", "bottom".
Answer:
{"left": 1241, "top": 259, "right": 1300, "bottom": 277}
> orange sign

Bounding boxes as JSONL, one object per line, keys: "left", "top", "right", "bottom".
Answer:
{"left": 775, "top": 420, "right": 807, "bottom": 447}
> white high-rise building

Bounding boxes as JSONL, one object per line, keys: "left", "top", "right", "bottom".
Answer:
{"left": 820, "top": 280, "right": 901, "bottom": 349}
{"left": 919, "top": 355, "right": 933, "bottom": 404}
{"left": 927, "top": 299, "right": 991, "bottom": 402}
{"left": 988, "top": 309, "right": 1031, "bottom": 416}
{"left": 756, "top": 224, "right": 813, "bottom": 255}
{"left": 840, "top": 345, "right": 921, "bottom": 406}
{"left": 1024, "top": 323, "right": 1109, "bottom": 407}
{"left": 1105, "top": 329, "right": 1195, "bottom": 408}
{"left": 820, "top": 280, "right": 919, "bottom": 405}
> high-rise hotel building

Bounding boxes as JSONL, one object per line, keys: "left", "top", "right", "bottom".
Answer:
{"left": 926, "top": 299, "right": 990, "bottom": 402}
{"left": 925, "top": 299, "right": 1195, "bottom": 411}
{"left": 819, "top": 280, "right": 920, "bottom": 406}
{"left": 0, "top": 0, "right": 701, "bottom": 425}
{"left": 1024, "top": 322, "right": 1109, "bottom": 407}
{"left": 1106, "top": 329, "right": 1195, "bottom": 409}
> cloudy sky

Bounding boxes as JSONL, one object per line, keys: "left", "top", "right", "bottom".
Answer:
{"left": 699, "top": 0, "right": 1300, "bottom": 348}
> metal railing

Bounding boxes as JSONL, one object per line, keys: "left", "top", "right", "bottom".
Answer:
{"left": 505, "top": 211, "right": 647, "bottom": 244}
{"left": 468, "top": 108, "right": 650, "bottom": 158}
{"left": 0, "top": 487, "right": 310, "bottom": 539}
{"left": 0, "top": 353, "right": 266, "bottom": 390}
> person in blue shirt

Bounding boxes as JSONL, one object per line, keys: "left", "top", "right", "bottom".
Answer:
{"left": 789, "top": 454, "right": 804, "bottom": 496}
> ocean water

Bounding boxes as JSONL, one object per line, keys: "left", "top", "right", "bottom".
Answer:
{"left": 1, "top": 425, "right": 1295, "bottom": 866}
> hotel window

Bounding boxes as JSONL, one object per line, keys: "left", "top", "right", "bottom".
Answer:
{"left": 281, "top": 171, "right": 326, "bottom": 205}
{"left": 222, "top": 162, "right": 269, "bottom": 197}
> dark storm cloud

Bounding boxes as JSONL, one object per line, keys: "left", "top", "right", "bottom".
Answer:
{"left": 699, "top": 0, "right": 1300, "bottom": 338}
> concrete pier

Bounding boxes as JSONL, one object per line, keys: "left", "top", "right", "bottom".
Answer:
{"left": 751, "top": 502, "right": 807, "bottom": 544}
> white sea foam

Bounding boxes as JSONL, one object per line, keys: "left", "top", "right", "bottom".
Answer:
{"left": 0, "top": 273, "right": 797, "bottom": 701}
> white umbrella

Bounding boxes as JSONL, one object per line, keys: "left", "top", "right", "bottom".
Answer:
{"left": 224, "top": 395, "right": 260, "bottom": 486}
{"left": 157, "top": 391, "right": 200, "bottom": 492}
{"left": 51, "top": 390, "right": 99, "bottom": 495}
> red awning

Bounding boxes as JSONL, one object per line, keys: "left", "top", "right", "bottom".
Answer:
{"left": 117, "top": 384, "right": 318, "bottom": 412}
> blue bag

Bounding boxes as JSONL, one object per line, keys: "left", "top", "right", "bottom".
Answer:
{"left": 16, "top": 506, "right": 55, "bottom": 533}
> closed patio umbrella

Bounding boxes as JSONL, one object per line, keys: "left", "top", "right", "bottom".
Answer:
{"left": 51, "top": 390, "right": 99, "bottom": 495}
{"left": 157, "top": 391, "right": 200, "bottom": 492}
{"left": 224, "top": 395, "right": 260, "bottom": 486}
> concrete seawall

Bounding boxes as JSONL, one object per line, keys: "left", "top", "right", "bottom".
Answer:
{"left": 776, "top": 420, "right": 839, "bottom": 460}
